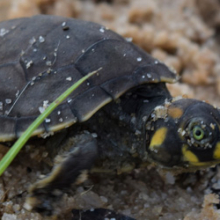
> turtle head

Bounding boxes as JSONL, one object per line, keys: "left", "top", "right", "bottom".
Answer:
{"left": 146, "top": 98, "right": 220, "bottom": 169}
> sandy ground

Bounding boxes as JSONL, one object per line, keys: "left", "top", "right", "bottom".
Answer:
{"left": 1, "top": 0, "right": 220, "bottom": 219}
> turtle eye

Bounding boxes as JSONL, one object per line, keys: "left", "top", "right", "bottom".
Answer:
{"left": 186, "top": 118, "right": 214, "bottom": 148}
{"left": 192, "top": 126, "right": 204, "bottom": 141}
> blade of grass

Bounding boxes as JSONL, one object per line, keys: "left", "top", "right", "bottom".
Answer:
{"left": 0, "top": 68, "right": 101, "bottom": 176}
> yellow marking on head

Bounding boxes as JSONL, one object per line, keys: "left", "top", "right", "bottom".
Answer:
{"left": 182, "top": 144, "right": 220, "bottom": 168}
{"left": 213, "top": 142, "right": 220, "bottom": 160}
{"left": 149, "top": 127, "right": 167, "bottom": 150}
{"left": 168, "top": 106, "right": 183, "bottom": 119}
{"left": 182, "top": 145, "right": 199, "bottom": 164}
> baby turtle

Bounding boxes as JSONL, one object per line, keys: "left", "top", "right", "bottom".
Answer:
{"left": 1, "top": 15, "right": 220, "bottom": 217}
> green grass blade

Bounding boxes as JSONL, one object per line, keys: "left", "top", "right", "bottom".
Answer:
{"left": 0, "top": 68, "right": 101, "bottom": 176}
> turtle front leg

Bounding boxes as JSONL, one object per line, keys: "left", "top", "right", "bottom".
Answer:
{"left": 24, "top": 133, "right": 98, "bottom": 216}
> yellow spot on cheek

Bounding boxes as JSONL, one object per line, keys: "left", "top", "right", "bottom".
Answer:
{"left": 182, "top": 145, "right": 199, "bottom": 163}
{"left": 149, "top": 127, "right": 167, "bottom": 150}
{"left": 213, "top": 142, "right": 220, "bottom": 159}
{"left": 168, "top": 106, "right": 183, "bottom": 119}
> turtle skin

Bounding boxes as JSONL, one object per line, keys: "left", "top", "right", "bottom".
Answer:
{"left": 1, "top": 15, "right": 220, "bottom": 218}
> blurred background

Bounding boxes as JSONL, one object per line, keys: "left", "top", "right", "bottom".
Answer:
{"left": 1, "top": 1, "right": 220, "bottom": 220}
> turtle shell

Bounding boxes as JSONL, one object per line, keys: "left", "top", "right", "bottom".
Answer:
{"left": 0, "top": 15, "right": 177, "bottom": 141}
